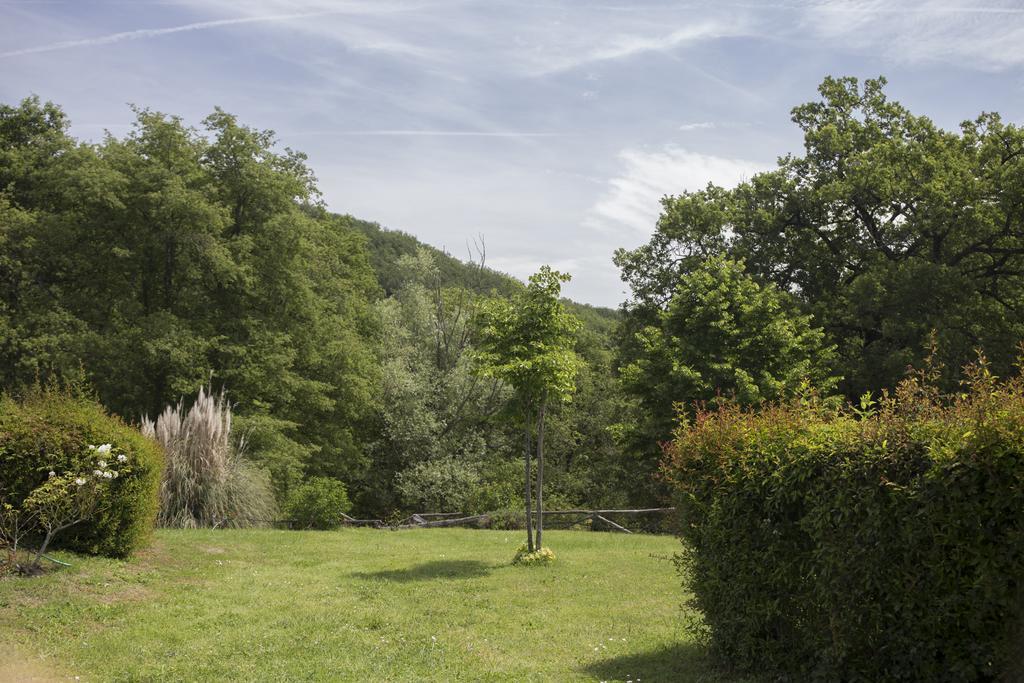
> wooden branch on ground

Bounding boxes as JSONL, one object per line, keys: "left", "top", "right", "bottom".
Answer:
{"left": 562, "top": 513, "right": 595, "bottom": 528}
{"left": 341, "top": 518, "right": 386, "bottom": 527}
{"left": 396, "top": 514, "right": 490, "bottom": 529}
{"left": 593, "top": 514, "right": 633, "bottom": 534}
{"left": 539, "top": 508, "right": 674, "bottom": 516}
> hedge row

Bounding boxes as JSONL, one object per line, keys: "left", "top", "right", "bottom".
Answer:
{"left": 665, "top": 364, "right": 1024, "bottom": 681}
{"left": 0, "top": 388, "right": 163, "bottom": 558}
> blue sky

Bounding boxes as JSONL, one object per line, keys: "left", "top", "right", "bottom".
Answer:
{"left": 2, "top": 1, "right": 1023, "bottom": 306}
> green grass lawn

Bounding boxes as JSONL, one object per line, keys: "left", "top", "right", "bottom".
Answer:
{"left": 1, "top": 528, "right": 734, "bottom": 682}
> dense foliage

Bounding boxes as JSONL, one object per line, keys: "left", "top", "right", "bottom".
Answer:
{"left": 1, "top": 96, "right": 631, "bottom": 518}
{"left": 664, "top": 360, "right": 1024, "bottom": 680}
{"left": 0, "top": 388, "right": 162, "bottom": 557}
{"left": 614, "top": 75, "right": 1024, "bottom": 503}
{"left": 616, "top": 256, "right": 837, "bottom": 503}
{"left": 0, "top": 97, "right": 379, "bottom": 505}
{"left": 350, "top": 218, "right": 518, "bottom": 298}
{"left": 362, "top": 249, "right": 512, "bottom": 514}
{"left": 283, "top": 477, "right": 352, "bottom": 530}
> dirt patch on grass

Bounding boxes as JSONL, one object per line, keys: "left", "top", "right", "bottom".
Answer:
{"left": 89, "top": 581, "right": 152, "bottom": 605}
{"left": 0, "top": 643, "right": 65, "bottom": 682}
{"left": 198, "top": 545, "right": 226, "bottom": 554}
{"left": 125, "top": 540, "right": 176, "bottom": 572}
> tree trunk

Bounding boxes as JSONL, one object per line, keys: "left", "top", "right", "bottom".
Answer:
{"left": 30, "top": 530, "right": 55, "bottom": 570}
{"left": 535, "top": 397, "right": 547, "bottom": 550}
{"left": 523, "top": 407, "right": 534, "bottom": 553}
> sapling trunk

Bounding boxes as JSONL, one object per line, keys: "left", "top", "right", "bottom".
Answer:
{"left": 523, "top": 407, "right": 534, "bottom": 553}
{"left": 535, "top": 398, "right": 547, "bottom": 550}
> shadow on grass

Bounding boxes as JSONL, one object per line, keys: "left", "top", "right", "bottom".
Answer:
{"left": 582, "top": 642, "right": 746, "bottom": 683}
{"left": 352, "top": 559, "right": 494, "bottom": 582}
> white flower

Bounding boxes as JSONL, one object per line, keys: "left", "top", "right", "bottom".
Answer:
{"left": 93, "top": 470, "right": 102, "bottom": 477}
{"left": 98, "top": 460, "right": 107, "bottom": 468}
{"left": 88, "top": 445, "right": 97, "bottom": 450}
{"left": 116, "top": 454, "right": 127, "bottom": 463}
{"left": 112, "top": 471, "right": 119, "bottom": 478}
{"left": 97, "top": 444, "right": 112, "bottom": 454}
{"left": 48, "top": 470, "right": 56, "bottom": 478}
{"left": 102, "top": 471, "right": 113, "bottom": 479}
{"left": 75, "top": 478, "right": 86, "bottom": 486}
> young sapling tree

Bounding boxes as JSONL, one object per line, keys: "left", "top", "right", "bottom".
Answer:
{"left": 473, "top": 266, "right": 581, "bottom": 556}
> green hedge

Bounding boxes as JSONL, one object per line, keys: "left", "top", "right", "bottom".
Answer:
{"left": 665, "top": 367, "right": 1024, "bottom": 681}
{"left": 0, "top": 389, "right": 163, "bottom": 557}
{"left": 284, "top": 477, "right": 352, "bottom": 529}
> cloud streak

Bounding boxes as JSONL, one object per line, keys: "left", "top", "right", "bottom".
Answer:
{"left": 0, "top": 10, "right": 344, "bottom": 58}
{"left": 797, "top": 0, "right": 1024, "bottom": 69}
{"left": 678, "top": 122, "right": 716, "bottom": 131}
{"left": 529, "top": 21, "right": 746, "bottom": 76}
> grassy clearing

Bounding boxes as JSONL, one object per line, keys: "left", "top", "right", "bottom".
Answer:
{"left": 0, "top": 528, "right": 734, "bottom": 682}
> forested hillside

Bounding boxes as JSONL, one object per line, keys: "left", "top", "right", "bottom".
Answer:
{"left": 349, "top": 214, "right": 621, "bottom": 334}
{"left": 0, "top": 96, "right": 628, "bottom": 517}
{"left": 5, "top": 77, "right": 1024, "bottom": 519}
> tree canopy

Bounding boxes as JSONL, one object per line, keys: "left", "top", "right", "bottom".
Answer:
{"left": 1, "top": 96, "right": 628, "bottom": 518}
{"left": 616, "top": 76, "right": 1024, "bottom": 399}
{"left": 1, "top": 96, "right": 380, "bottom": 500}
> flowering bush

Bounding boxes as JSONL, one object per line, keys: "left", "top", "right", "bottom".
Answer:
{"left": 0, "top": 388, "right": 162, "bottom": 558}
{"left": 2, "top": 447, "right": 128, "bottom": 572}
{"left": 512, "top": 544, "right": 556, "bottom": 566}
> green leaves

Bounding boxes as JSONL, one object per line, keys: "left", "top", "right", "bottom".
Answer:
{"left": 472, "top": 266, "right": 582, "bottom": 410}
{"left": 665, "top": 367, "right": 1024, "bottom": 680}
{"left": 0, "top": 97, "right": 381, "bottom": 503}
{"left": 616, "top": 257, "right": 836, "bottom": 501}
{"left": 616, "top": 75, "right": 1024, "bottom": 399}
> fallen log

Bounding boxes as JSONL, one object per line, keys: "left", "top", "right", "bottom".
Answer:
{"left": 540, "top": 508, "right": 674, "bottom": 515}
{"left": 397, "top": 514, "right": 490, "bottom": 529}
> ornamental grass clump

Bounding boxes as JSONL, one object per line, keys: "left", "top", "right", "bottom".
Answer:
{"left": 664, "top": 355, "right": 1024, "bottom": 681}
{"left": 143, "top": 386, "right": 275, "bottom": 528}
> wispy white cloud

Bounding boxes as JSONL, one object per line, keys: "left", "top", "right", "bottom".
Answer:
{"left": 585, "top": 146, "right": 766, "bottom": 236}
{"left": 5, "top": 0, "right": 1021, "bottom": 308}
{"left": 526, "top": 21, "right": 747, "bottom": 76}
{"left": 0, "top": 10, "right": 344, "bottom": 58}
{"left": 796, "top": 0, "right": 1024, "bottom": 69}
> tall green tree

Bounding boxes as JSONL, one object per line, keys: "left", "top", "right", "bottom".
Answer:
{"left": 616, "top": 257, "right": 836, "bottom": 502}
{"left": 0, "top": 97, "right": 380, "bottom": 504}
{"left": 473, "top": 267, "right": 581, "bottom": 552}
{"left": 616, "top": 76, "right": 1024, "bottom": 399}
